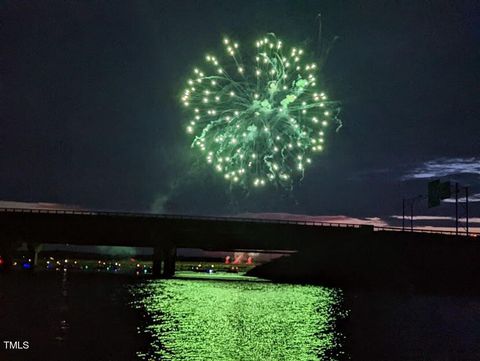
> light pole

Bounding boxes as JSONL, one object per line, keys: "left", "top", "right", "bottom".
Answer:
{"left": 402, "top": 195, "right": 423, "bottom": 232}
{"left": 455, "top": 182, "right": 459, "bottom": 235}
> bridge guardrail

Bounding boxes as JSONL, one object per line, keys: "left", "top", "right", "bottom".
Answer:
{"left": 0, "top": 207, "right": 477, "bottom": 237}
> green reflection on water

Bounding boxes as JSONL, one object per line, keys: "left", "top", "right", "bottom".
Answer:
{"left": 130, "top": 278, "right": 345, "bottom": 360}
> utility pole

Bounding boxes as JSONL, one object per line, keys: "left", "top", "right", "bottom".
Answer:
{"left": 404, "top": 195, "right": 422, "bottom": 232}
{"left": 455, "top": 182, "right": 459, "bottom": 235}
{"left": 410, "top": 200, "right": 414, "bottom": 232}
{"left": 466, "top": 186, "right": 469, "bottom": 236}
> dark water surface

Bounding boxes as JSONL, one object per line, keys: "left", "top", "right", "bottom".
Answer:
{"left": 1, "top": 271, "right": 480, "bottom": 360}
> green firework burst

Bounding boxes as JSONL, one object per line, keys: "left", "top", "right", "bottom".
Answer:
{"left": 180, "top": 33, "right": 340, "bottom": 189}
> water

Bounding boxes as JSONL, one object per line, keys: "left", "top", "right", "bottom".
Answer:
{"left": 130, "top": 275, "right": 345, "bottom": 360}
{"left": 1, "top": 271, "right": 480, "bottom": 360}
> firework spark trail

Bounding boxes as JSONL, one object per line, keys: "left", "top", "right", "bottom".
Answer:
{"left": 181, "top": 33, "right": 340, "bottom": 189}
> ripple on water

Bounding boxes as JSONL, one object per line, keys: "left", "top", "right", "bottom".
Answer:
{"left": 129, "top": 278, "right": 346, "bottom": 360}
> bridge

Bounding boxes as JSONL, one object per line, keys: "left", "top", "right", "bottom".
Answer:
{"left": 0, "top": 207, "right": 478, "bottom": 278}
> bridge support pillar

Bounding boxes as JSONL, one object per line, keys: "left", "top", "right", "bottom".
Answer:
{"left": 152, "top": 245, "right": 176, "bottom": 278}
{"left": 27, "top": 243, "right": 42, "bottom": 269}
{"left": 163, "top": 246, "right": 176, "bottom": 278}
{"left": 152, "top": 246, "right": 164, "bottom": 278}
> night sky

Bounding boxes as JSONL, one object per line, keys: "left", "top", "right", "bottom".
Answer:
{"left": 1, "top": 1, "right": 479, "bottom": 230}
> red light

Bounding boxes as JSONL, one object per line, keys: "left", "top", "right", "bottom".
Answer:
{"left": 232, "top": 255, "right": 242, "bottom": 264}
{"left": 0, "top": 258, "right": 4, "bottom": 265}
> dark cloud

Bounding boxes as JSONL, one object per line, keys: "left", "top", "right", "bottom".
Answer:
{"left": 403, "top": 158, "right": 480, "bottom": 180}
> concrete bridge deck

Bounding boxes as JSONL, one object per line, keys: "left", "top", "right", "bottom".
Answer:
{"left": 0, "top": 208, "right": 478, "bottom": 278}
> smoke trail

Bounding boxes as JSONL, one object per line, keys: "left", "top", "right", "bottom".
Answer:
{"left": 95, "top": 246, "right": 138, "bottom": 257}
